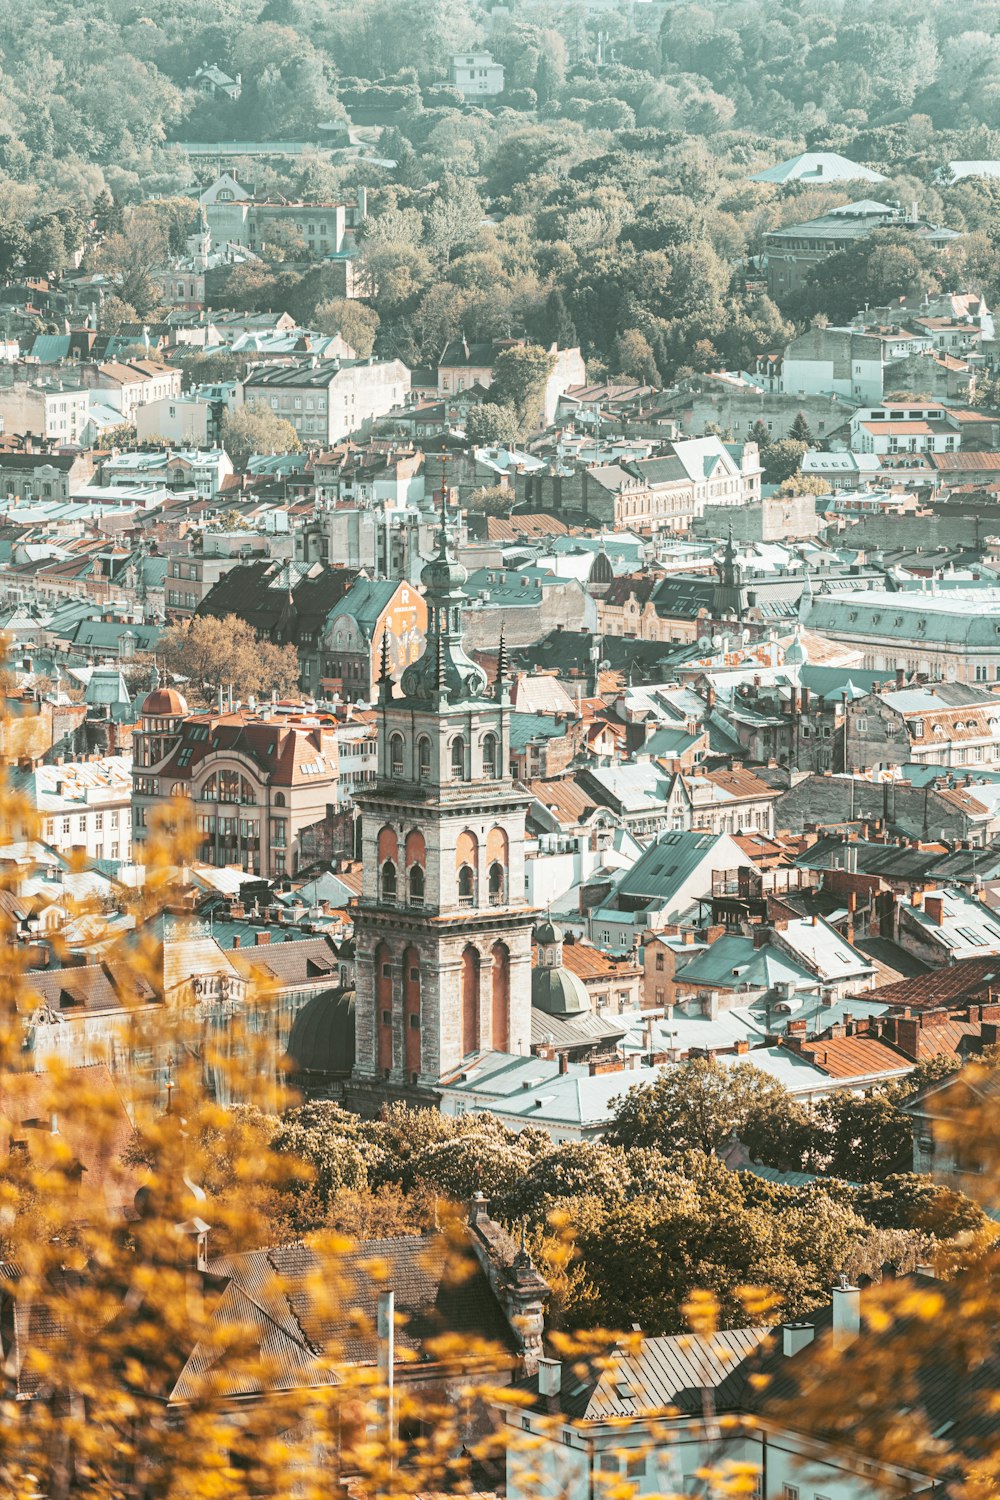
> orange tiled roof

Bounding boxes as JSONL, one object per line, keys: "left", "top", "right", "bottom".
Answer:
{"left": 798, "top": 1034, "right": 911, "bottom": 1079}
{"left": 560, "top": 941, "right": 642, "bottom": 982}
{"left": 704, "top": 768, "right": 779, "bottom": 801}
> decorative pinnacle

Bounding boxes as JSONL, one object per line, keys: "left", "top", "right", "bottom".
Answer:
{"left": 496, "top": 625, "right": 509, "bottom": 684}
{"left": 378, "top": 625, "right": 391, "bottom": 684}
{"left": 434, "top": 629, "right": 448, "bottom": 693}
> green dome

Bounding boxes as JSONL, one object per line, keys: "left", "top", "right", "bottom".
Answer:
{"left": 532, "top": 965, "right": 589, "bottom": 1017}
{"left": 784, "top": 625, "right": 809, "bottom": 666}
{"left": 534, "top": 918, "right": 563, "bottom": 947}
{"left": 286, "top": 987, "right": 356, "bottom": 1075}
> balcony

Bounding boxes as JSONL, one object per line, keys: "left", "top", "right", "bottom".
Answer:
{"left": 458, "top": 895, "right": 476, "bottom": 909}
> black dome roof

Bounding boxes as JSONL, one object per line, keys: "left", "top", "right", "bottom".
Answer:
{"left": 286, "top": 986, "right": 356, "bottom": 1075}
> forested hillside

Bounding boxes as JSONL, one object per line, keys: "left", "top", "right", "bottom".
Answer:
{"left": 7, "top": 0, "right": 1000, "bottom": 377}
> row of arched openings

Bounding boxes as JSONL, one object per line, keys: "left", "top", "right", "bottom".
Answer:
{"left": 389, "top": 731, "right": 500, "bottom": 782}
{"left": 377, "top": 825, "right": 508, "bottom": 908}
{"left": 374, "top": 940, "right": 510, "bottom": 1076}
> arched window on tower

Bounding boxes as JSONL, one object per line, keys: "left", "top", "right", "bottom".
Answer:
{"left": 405, "top": 829, "right": 426, "bottom": 906}
{"left": 482, "top": 732, "right": 498, "bottom": 778}
{"left": 488, "top": 861, "right": 504, "bottom": 906}
{"left": 485, "top": 827, "right": 508, "bottom": 909}
{"left": 381, "top": 860, "right": 397, "bottom": 901}
{"left": 417, "top": 735, "right": 431, "bottom": 780}
{"left": 450, "top": 735, "right": 466, "bottom": 780}
{"left": 456, "top": 829, "right": 478, "bottom": 908}
{"left": 390, "top": 732, "right": 404, "bottom": 778}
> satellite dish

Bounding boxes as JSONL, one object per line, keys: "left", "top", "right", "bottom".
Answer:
{"left": 741, "top": 628, "right": 750, "bottom": 644}
{"left": 698, "top": 635, "right": 711, "bottom": 650}
{"left": 712, "top": 634, "right": 723, "bottom": 649}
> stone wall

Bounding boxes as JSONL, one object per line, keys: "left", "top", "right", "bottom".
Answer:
{"left": 688, "top": 389, "right": 852, "bottom": 444}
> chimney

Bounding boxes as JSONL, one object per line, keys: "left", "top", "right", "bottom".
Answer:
{"left": 832, "top": 1276, "right": 861, "bottom": 1349}
{"left": 558, "top": 1052, "right": 569, "bottom": 1074}
{"left": 734, "top": 1039, "right": 749, "bottom": 1055}
{"left": 255, "top": 930, "right": 271, "bottom": 945}
{"left": 924, "top": 894, "right": 944, "bottom": 925}
{"left": 782, "top": 1323, "right": 815, "bottom": 1357}
{"left": 537, "top": 1357, "right": 562, "bottom": 1398}
{"left": 231, "top": 935, "right": 240, "bottom": 949}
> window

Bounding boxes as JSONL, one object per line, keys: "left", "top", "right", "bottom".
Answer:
{"left": 417, "top": 736, "right": 431, "bottom": 780}
{"left": 390, "top": 732, "right": 404, "bottom": 777}
{"left": 482, "top": 731, "right": 498, "bottom": 778}
{"left": 95, "top": 813, "right": 103, "bottom": 831}
{"left": 488, "top": 861, "right": 504, "bottom": 906}
{"left": 784, "top": 1488, "right": 800, "bottom": 1500}
{"left": 409, "top": 865, "right": 424, "bottom": 906}
{"left": 458, "top": 864, "right": 476, "bottom": 906}
{"left": 625, "top": 1456, "right": 646, "bottom": 1478}
{"left": 655, "top": 952, "right": 664, "bottom": 971}
{"left": 381, "top": 861, "right": 397, "bottom": 901}
{"left": 450, "top": 736, "right": 466, "bottom": 779}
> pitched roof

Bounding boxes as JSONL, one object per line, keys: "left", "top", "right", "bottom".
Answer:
{"left": 797, "top": 1033, "right": 911, "bottom": 1079}
{"left": 751, "top": 151, "right": 886, "bottom": 184}
{"left": 871, "top": 954, "right": 1000, "bottom": 1011}
{"left": 213, "top": 1234, "right": 518, "bottom": 1367}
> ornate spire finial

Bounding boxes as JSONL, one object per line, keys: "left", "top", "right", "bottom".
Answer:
{"left": 434, "top": 629, "right": 447, "bottom": 693}
{"left": 379, "top": 625, "right": 391, "bottom": 683}
{"left": 496, "top": 626, "right": 509, "bottom": 685}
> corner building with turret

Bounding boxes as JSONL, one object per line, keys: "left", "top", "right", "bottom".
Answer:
{"left": 346, "top": 502, "right": 536, "bottom": 1113}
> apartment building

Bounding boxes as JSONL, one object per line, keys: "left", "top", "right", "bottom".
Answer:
{"left": 131, "top": 688, "right": 341, "bottom": 879}
{"left": 0, "top": 381, "right": 89, "bottom": 443}
{"left": 13, "top": 754, "right": 134, "bottom": 864}
{"left": 80, "top": 361, "right": 182, "bottom": 421}
{"left": 243, "top": 359, "right": 411, "bottom": 445}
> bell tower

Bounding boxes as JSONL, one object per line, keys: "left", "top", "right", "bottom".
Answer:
{"left": 348, "top": 494, "right": 535, "bottom": 1108}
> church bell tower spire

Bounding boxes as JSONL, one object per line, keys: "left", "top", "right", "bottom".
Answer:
{"left": 348, "top": 486, "right": 536, "bottom": 1111}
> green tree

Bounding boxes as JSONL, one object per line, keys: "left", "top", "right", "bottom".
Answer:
{"left": 760, "top": 438, "right": 809, "bottom": 485}
{"left": 0, "top": 219, "right": 27, "bottom": 280}
{"left": 23, "top": 219, "right": 67, "bottom": 278}
{"left": 221, "top": 402, "right": 302, "bottom": 470}
{"left": 607, "top": 1056, "right": 793, "bottom": 1157}
{"left": 817, "top": 1091, "right": 913, "bottom": 1182}
{"left": 789, "top": 410, "right": 814, "bottom": 443}
{"left": 93, "top": 215, "right": 168, "bottom": 318}
{"left": 92, "top": 187, "right": 124, "bottom": 237}
{"left": 542, "top": 288, "right": 577, "bottom": 349}
{"left": 158, "top": 613, "right": 301, "bottom": 703}
{"left": 612, "top": 328, "right": 659, "bottom": 383}
{"left": 749, "top": 418, "right": 771, "bottom": 448}
{"left": 465, "top": 403, "right": 521, "bottom": 448}
{"left": 314, "top": 297, "right": 379, "bottom": 357}
{"left": 486, "top": 343, "right": 555, "bottom": 436}
{"left": 778, "top": 473, "right": 832, "bottom": 497}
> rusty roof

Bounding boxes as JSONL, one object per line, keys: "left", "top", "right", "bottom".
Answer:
{"left": 797, "top": 1033, "right": 911, "bottom": 1079}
